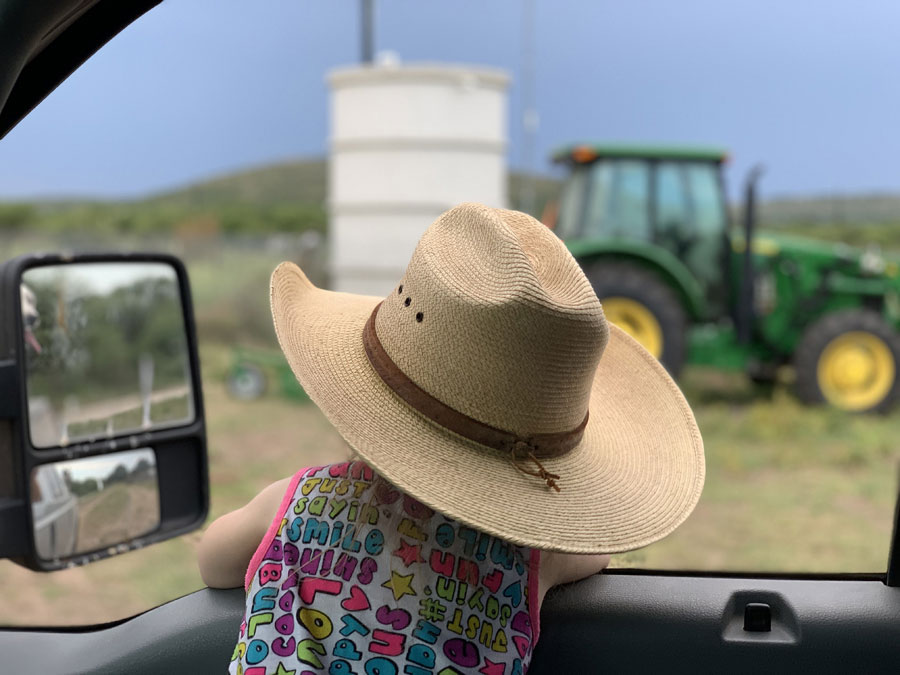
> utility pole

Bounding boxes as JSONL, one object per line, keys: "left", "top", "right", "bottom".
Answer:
{"left": 361, "top": 0, "right": 374, "bottom": 64}
{"left": 520, "top": 0, "right": 538, "bottom": 216}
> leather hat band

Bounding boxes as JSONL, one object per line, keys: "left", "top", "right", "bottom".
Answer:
{"left": 362, "top": 301, "right": 587, "bottom": 491}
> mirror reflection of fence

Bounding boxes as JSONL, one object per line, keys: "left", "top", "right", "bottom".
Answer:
{"left": 22, "top": 262, "right": 195, "bottom": 448}
{"left": 30, "top": 448, "right": 160, "bottom": 561}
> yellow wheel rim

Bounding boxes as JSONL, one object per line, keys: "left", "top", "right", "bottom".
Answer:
{"left": 817, "top": 331, "right": 895, "bottom": 411}
{"left": 601, "top": 297, "right": 664, "bottom": 359}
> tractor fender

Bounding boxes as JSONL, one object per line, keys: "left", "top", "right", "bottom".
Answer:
{"left": 570, "top": 240, "right": 707, "bottom": 320}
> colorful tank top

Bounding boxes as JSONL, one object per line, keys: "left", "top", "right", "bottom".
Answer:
{"left": 230, "top": 461, "right": 541, "bottom": 675}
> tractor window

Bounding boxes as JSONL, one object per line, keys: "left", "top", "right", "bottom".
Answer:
{"left": 556, "top": 165, "right": 589, "bottom": 239}
{"left": 679, "top": 162, "right": 729, "bottom": 304}
{"left": 583, "top": 160, "right": 650, "bottom": 240}
{"left": 655, "top": 162, "right": 691, "bottom": 241}
{"left": 685, "top": 163, "right": 726, "bottom": 235}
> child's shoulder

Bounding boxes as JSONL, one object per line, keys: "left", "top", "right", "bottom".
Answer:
{"left": 537, "top": 550, "right": 610, "bottom": 604}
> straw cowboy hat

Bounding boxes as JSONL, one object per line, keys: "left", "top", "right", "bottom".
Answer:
{"left": 270, "top": 202, "right": 704, "bottom": 553}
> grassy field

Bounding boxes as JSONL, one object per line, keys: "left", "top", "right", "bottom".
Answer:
{"left": 1, "top": 166, "right": 900, "bottom": 625}
{"left": 1, "top": 350, "right": 897, "bottom": 626}
{"left": 615, "top": 369, "right": 900, "bottom": 572}
{"left": 1, "top": 238, "right": 899, "bottom": 626}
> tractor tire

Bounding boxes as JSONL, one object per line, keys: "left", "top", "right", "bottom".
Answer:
{"left": 227, "top": 363, "right": 267, "bottom": 400}
{"left": 584, "top": 261, "right": 688, "bottom": 377}
{"left": 793, "top": 309, "right": 900, "bottom": 413}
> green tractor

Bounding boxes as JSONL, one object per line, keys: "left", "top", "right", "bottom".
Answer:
{"left": 551, "top": 143, "right": 900, "bottom": 413}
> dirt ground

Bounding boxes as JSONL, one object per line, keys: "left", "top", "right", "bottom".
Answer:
{"left": 75, "top": 482, "right": 160, "bottom": 554}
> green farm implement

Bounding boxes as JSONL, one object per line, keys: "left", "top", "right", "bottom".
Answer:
{"left": 226, "top": 346, "right": 309, "bottom": 402}
{"left": 552, "top": 143, "right": 900, "bottom": 413}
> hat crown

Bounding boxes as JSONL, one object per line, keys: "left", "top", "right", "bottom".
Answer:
{"left": 375, "top": 203, "right": 608, "bottom": 436}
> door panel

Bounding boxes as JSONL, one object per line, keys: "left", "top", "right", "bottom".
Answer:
{"left": 532, "top": 573, "right": 900, "bottom": 673}
{"left": 2, "top": 574, "right": 898, "bottom": 673}
{"left": 1, "top": 587, "right": 244, "bottom": 674}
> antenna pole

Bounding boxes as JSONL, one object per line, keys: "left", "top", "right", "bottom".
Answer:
{"left": 361, "top": 0, "right": 374, "bottom": 63}
{"left": 520, "top": 0, "right": 538, "bottom": 215}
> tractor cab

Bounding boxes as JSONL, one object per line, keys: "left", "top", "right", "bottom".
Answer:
{"left": 554, "top": 144, "right": 731, "bottom": 316}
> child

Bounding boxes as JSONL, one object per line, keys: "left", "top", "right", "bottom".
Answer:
{"left": 199, "top": 203, "right": 705, "bottom": 674}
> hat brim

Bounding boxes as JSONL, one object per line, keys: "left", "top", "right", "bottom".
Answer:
{"left": 271, "top": 262, "right": 704, "bottom": 554}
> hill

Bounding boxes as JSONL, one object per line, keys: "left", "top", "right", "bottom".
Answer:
{"left": 0, "top": 159, "right": 331, "bottom": 237}
{"left": 2, "top": 158, "right": 899, "bottom": 247}
{"left": 0, "top": 158, "right": 563, "bottom": 236}
{"left": 149, "top": 158, "right": 562, "bottom": 216}
{"left": 144, "top": 158, "right": 328, "bottom": 208}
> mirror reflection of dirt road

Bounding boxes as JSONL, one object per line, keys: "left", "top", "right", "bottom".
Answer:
{"left": 75, "top": 480, "right": 160, "bottom": 554}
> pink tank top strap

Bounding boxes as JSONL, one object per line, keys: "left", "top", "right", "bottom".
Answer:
{"left": 243, "top": 466, "right": 318, "bottom": 591}
{"left": 529, "top": 548, "right": 541, "bottom": 642}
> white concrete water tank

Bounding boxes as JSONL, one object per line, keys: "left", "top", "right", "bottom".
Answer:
{"left": 327, "top": 60, "right": 510, "bottom": 295}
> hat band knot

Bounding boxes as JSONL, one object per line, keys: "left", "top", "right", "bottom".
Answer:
{"left": 362, "top": 302, "right": 588, "bottom": 491}
{"left": 508, "top": 441, "right": 562, "bottom": 492}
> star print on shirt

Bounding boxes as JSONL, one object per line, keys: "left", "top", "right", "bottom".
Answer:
{"left": 381, "top": 570, "right": 417, "bottom": 601}
{"left": 479, "top": 657, "right": 506, "bottom": 675}
{"left": 393, "top": 539, "right": 425, "bottom": 567}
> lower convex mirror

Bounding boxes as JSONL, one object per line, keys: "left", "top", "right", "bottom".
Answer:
{"left": 0, "top": 252, "right": 208, "bottom": 571}
{"left": 31, "top": 449, "right": 160, "bottom": 561}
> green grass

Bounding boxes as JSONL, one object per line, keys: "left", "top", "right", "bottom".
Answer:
{"left": 3, "top": 250, "right": 900, "bottom": 625}
{"left": 613, "top": 368, "right": 900, "bottom": 572}
{"left": 3, "top": 362, "right": 898, "bottom": 626}
{"left": 105, "top": 395, "right": 192, "bottom": 432}
{"left": 3, "top": 170, "right": 900, "bottom": 624}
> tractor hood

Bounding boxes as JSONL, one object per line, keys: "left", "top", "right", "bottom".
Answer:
{"left": 749, "top": 232, "right": 900, "bottom": 280}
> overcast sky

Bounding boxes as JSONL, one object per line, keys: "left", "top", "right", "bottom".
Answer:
{"left": 0, "top": 0, "right": 897, "bottom": 200}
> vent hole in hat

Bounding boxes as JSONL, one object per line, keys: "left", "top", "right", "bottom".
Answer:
{"left": 416, "top": 312, "right": 424, "bottom": 322}
{"left": 404, "top": 297, "right": 411, "bottom": 307}
{"left": 398, "top": 285, "right": 403, "bottom": 294}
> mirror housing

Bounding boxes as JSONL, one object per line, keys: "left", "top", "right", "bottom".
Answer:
{"left": 0, "top": 252, "right": 208, "bottom": 571}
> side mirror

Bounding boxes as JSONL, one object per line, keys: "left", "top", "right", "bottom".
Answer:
{"left": 0, "top": 253, "right": 208, "bottom": 571}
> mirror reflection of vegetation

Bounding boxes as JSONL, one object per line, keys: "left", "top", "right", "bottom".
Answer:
{"left": 22, "top": 263, "right": 194, "bottom": 448}
{"left": 30, "top": 448, "right": 160, "bottom": 561}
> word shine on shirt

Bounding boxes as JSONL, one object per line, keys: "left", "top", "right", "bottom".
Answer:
{"left": 230, "top": 461, "right": 541, "bottom": 675}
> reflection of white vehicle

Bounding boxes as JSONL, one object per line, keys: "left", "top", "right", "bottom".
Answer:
{"left": 31, "top": 465, "right": 78, "bottom": 560}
